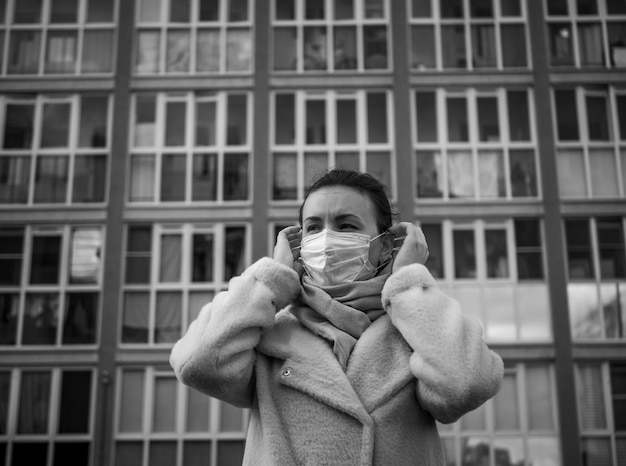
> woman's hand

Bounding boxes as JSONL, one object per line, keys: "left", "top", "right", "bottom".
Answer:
{"left": 387, "top": 222, "right": 429, "bottom": 273}
{"left": 273, "top": 226, "right": 304, "bottom": 276}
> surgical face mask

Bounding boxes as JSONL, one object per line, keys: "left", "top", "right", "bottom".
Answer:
{"left": 299, "top": 229, "right": 387, "bottom": 286}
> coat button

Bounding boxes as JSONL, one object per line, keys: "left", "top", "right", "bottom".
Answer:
{"left": 282, "top": 368, "right": 292, "bottom": 377}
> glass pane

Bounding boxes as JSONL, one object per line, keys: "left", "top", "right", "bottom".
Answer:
{"left": 216, "top": 441, "right": 245, "bottom": 466}
{"left": 186, "top": 387, "right": 210, "bottom": 432}
{"left": 73, "top": 155, "right": 107, "bottom": 203}
{"left": 8, "top": 31, "right": 41, "bottom": 74}
{"left": 70, "top": 228, "right": 101, "bottom": 284}
{"left": 129, "top": 155, "right": 155, "bottom": 202}
{"left": 119, "top": 371, "right": 144, "bottom": 432}
{"left": 184, "top": 442, "right": 211, "bottom": 466}
{"left": 45, "top": 30, "right": 77, "bottom": 73}
{"left": 501, "top": 0, "right": 521, "bottom": 16}
{"left": 484, "top": 285, "right": 515, "bottom": 340}
{"left": 149, "top": 442, "right": 177, "bottom": 466}
{"left": 153, "top": 378, "right": 177, "bottom": 431}
{"left": 273, "top": 27, "right": 296, "bottom": 71}
{"left": 199, "top": 0, "right": 219, "bottom": 21}
{"left": 610, "top": 24, "right": 626, "bottom": 67}
{"left": 126, "top": 226, "right": 152, "bottom": 283}
{"left": 275, "top": 94, "right": 295, "bottom": 144}
{"left": 30, "top": 236, "right": 61, "bottom": 284}
{"left": 63, "top": 292, "right": 98, "bottom": 344}
{"left": 510, "top": 149, "right": 538, "bottom": 198}
{"left": 517, "top": 285, "right": 552, "bottom": 340}
{"left": 192, "top": 233, "right": 214, "bottom": 282}
{"left": 460, "top": 437, "right": 492, "bottom": 465}
{"left": 0, "top": 156, "right": 30, "bottom": 203}
{"left": 367, "top": 93, "right": 388, "bottom": 143}
{"left": 50, "top": 0, "right": 77, "bottom": 22}
{"left": 79, "top": 96, "right": 108, "bottom": 147}
{"left": 159, "top": 235, "right": 181, "bottom": 282}
{"left": 485, "top": 229, "right": 508, "bottom": 277}
{"left": 53, "top": 443, "right": 90, "bottom": 465}
{"left": 34, "top": 155, "right": 68, "bottom": 202}
{"left": 441, "top": 0, "right": 463, "bottom": 18}
{"left": 569, "top": 283, "right": 602, "bottom": 339}
{"left": 115, "top": 442, "right": 143, "bottom": 466}
{"left": 305, "top": 0, "right": 324, "bottom": 19}
{"left": 275, "top": 0, "right": 294, "bottom": 19}
{"left": 272, "top": 152, "right": 297, "bottom": 200}
{"left": 576, "top": 364, "right": 607, "bottom": 429}
{"left": 155, "top": 292, "right": 181, "bottom": 343}
{"left": 196, "top": 29, "right": 220, "bottom": 72}
{"left": 139, "top": 0, "right": 161, "bottom": 22}
{"left": 366, "top": 151, "right": 391, "bottom": 191}
{"left": 41, "top": 103, "right": 71, "bottom": 148}
{"left": 507, "top": 91, "right": 530, "bottom": 141}
{"left": 566, "top": 219, "right": 594, "bottom": 279}
{"left": 229, "top": 0, "right": 248, "bottom": 21}
{"left": 422, "top": 224, "right": 443, "bottom": 278}
{"left": 416, "top": 151, "right": 443, "bottom": 198}
{"left": 581, "top": 438, "right": 613, "bottom": 466}
{"left": 411, "top": 26, "right": 436, "bottom": 70}
{"left": 494, "top": 373, "right": 519, "bottom": 429}
{"left": 304, "top": 152, "right": 328, "bottom": 195}
{"left": 462, "top": 404, "right": 487, "bottom": 431}
{"left": 589, "top": 149, "right": 618, "bottom": 197}
{"left": 161, "top": 154, "right": 186, "bottom": 201}
{"left": 415, "top": 92, "right": 437, "bottom": 142}
{"left": 0, "top": 372, "right": 10, "bottom": 432}
{"left": 601, "top": 283, "right": 622, "bottom": 338}
{"left": 0, "top": 294, "right": 19, "bottom": 344}
{"left": 18, "top": 371, "right": 51, "bottom": 433}
{"left": 618, "top": 95, "right": 626, "bottom": 139}
{"left": 336, "top": 99, "right": 357, "bottom": 143}
{"left": 470, "top": 0, "right": 493, "bottom": 17}
{"left": 597, "top": 218, "right": 626, "bottom": 278}
{"left": 306, "top": 100, "right": 326, "bottom": 144}
{"left": 165, "top": 101, "right": 187, "bottom": 146}
{"left": 170, "top": 0, "right": 190, "bottom": 21}
{"left": 0, "top": 228, "right": 24, "bottom": 286}
{"left": 227, "top": 95, "right": 247, "bottom": 145}
{"left": 577, "top": 0, "right": 598, "bottom": 14}
{"left": 304, "top": 27, "right": 327, "bottom": 70}
{"left": 223, "top": 153, "right": 249, "bottom": 200}
{"left": 226, "top": 29, "right": 251, "bottom": 71}
{"left": 188, "top": 292, "right": 212, "bottom": 325}
{"left": 334, "top": 26, "right": 357, "bottom": 70}
{"left": 364, "top": 26, "right": 387, "bottom": 69}
{"left": 13, "top": 443, "right": 48, "bottom": 464}
{"left": 87, "top": 0, "right": 114, "bottom": 22}
{"left": 82, "top": 30, "right": 114, "bottom": 73}
{"left": 477, "top": 97, "right": 499, "bottom": 142}
{"left": 442, "top": 25, "right": 466, "bottom": 69}
{"left": 526, "top": 364, "right": 554, "bottom": 430}
{"left": 578, "top": 23, "right": 604, "bottom": 66}
{"left": 365, "top": 0, "right": 384, "bottom": 18}
{"left": 14, "top": 0, "right": 42, "bottom": 22}
{"left": 478, "top": 150, "right": 505, "bottom": 198}
{"left": 220, "top": 402, "right": 243, "bottom": 431}
{"left": 136, "top": 31, "right": 160, "bottom": 73}
{"left": 608, "top": 0, "right": 626, "bottom": 14}
{"left": 502, "top": 24, "right": 527, "bottom": 67}
{"left": 472, "top": 25, "right": 496, "bottom": 68}
{"left": 412, "top": 0, "right": 431, "bottom": 17}
{"left": 4, "top": 103, "right": 35, "bottom": 149}
{"left": 192, "top": 153, "right": 217, "bottom": 201}
{"left": 122, "top": 292, "right": 149, "bottom": 343}
{"left": 134, "top": 94, "right": 157, "bottom": 147}
{"left": 196, "top": 101, "right": 217, "bottom": 145}
{"left": 587, "top": 95, "right": 610, "bottom": 141}
{"left": 557, "top": 149, "right": 586, "bottom": 197}
{"left": 225, "top": 226, "right": 246, "bottom": 280}
{"left": 447, "top": 97, "right": 468, "bottom": 142}
{"left": 448, "top": 151, "right": 474, "bottom": 198}
{"left": 58, "top": 371, "right": 91, "bottom": 433}
{"left": 334, "top": 152, "right": 359, "bottom": 172}
{"left": 23, "top": 294, "right": 59, "bottom": 343}
{"left": 453, "top": 230, "right": 476, "bottom": 278}
{"left": 549, "top": 23, "right": 573, "bottom": 66}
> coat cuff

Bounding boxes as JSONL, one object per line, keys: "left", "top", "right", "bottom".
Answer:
{"left": 243, "top": 257, "right": 301, "bottom": 311}
{"left": 382, "top": 263, "right": 436, "bottom": 306}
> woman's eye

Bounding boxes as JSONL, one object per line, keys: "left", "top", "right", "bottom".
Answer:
{"left": 340, "top": 224, "right": 357, "bottom": 230}
{"left": 306, "top": 225, "right": 320, "bottom": 232}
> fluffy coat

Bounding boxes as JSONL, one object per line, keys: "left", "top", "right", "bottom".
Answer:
{"left": 170, "top": 257, "right": 504, "bottom": 465}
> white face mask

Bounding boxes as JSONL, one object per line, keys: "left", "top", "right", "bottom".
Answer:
{"left": 299, "top": 229, "right": 386, "bottom": 285}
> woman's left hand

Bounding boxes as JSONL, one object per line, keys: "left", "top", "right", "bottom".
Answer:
{"left": 273, "top": 225, "right": 304, "bottom": 276}
{"left": 387, "top": 222, "right": 429, "bottom": 272}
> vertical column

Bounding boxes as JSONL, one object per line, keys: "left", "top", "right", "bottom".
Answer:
{"left": 251, "top": 2, "right": 271, "bottom": 260}
{"left": 527, "top": 2, "right": 582, "bottom": 465}
{"left": 390, "top": 0, "right": 414, "bottom": 221}
{"left": 92, "top": 1, "right": 135, "bottom": 465}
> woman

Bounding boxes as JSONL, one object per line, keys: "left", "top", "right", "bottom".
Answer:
{"left": 170, "top": 169, "right": 503, "bottom": 465}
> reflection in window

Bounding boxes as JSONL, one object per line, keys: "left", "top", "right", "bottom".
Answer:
{"left": 453, "top": 229, "right": 476, "bottom": 279}
{"left": 566, "top": 219, "right": 594, "bottom": 279}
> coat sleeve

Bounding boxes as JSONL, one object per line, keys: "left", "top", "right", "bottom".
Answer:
{"left": 169, "top": 257, "right": 301, "bottom": 408}
{"left": 381, "top": 263, "right": 504, "bottom": 424}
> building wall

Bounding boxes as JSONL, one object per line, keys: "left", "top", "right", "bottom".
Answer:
{"left": 0, "top": 0, "right": 625, "bottom": 465}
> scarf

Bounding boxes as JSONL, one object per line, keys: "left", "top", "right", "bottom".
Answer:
{"left": 290, "top": 273, "right": 390, "bottom": 369}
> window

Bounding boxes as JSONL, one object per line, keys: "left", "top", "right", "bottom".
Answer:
{"left": 0, "top": 225, "right": 102, "bottom": 347}
{"left": 554, "top": 87, "right": 626, "bottom": 199}
{"left": 409, "top": 0, "right": 529, "bottom": 70}
{"left": 114, "top": 366, "right": 247, "bottom": 466}
{"left": 413, "top": 88, "right": 539, "bottom": 200}
{"left": 0, "top": 94, "right": 111, "bottom": 204}
{"left": 576, "top": 363, "right": 626, "bottom": 465}
{"left": 271, "top": 90, "right": 394, "bottom": 202}
{"left": 565, "top": 217, "right": 626, "bottom": 341}
{"left": 0, "top": 368, "right": 95, "bottom": 465}
{"left": 121, "top": 223, "right": 248, "bottom": 345}
{"left": 2, "top": 0, "right": 115, "bottom": 75}
{"left": 135, "top": 0, "right": 252, "bottom": 74}
{"left": 440, "top": 363, "right": 561, "bottom": 466}
{"left": 421, "top": 219, "right": 550, "bottom": 343}
{"left": 272, "top": 0, "right": 390, "bottom": 72}
{"left": 546, "top": 0, "right": 626, "bottom": 68}
{"left": 129, "top": 92, "right": 251, "bottom": 204}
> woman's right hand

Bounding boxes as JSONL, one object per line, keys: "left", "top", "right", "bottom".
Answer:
{"left": 273, "top": 226, "right": 303, "bottom": 276}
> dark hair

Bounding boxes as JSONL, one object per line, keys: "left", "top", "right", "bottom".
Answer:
{"left": 298, "top": 169, "right": 393, "bottom": 233}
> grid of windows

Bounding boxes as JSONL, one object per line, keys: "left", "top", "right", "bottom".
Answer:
{"left": 554, "top": 86, "right": 626, "bottom": 198}
{"left": 0, "top": 225, "right": 102, "bottom": 347}
{"left": 271, "top": 89, "right": 395, "bottom": 201}
{"left": 0, "top": 368, "right": 95, "bottom": 465}
{"left": 114, "top": 366, "right": 247, "bottom": 466}
{"left": 423, "top": 219, "right": 551, "bottom": 342}
{"left": 0, "top": 93, "right": 111, "bottom": 205}
{"left": 439, "top": 363, "right": 561, "bottom": 466}
{"left": 0, "top": 0, "right": 116, "bottom": 75}
{"left": 134, "top": 0, "right": 253, "bottom": 74}
{"left": 272, "top": 0, "right": 390, "bottom": 72}
{"left": 565, "top": 217, "right": 626, "bottom": 341}
{"left": 546, "top": 0, "right": 626, "bottom": 68}
{"left": 121, "top": 223, "right": 248, "bottom": 346}
{"left": 409, "top": 0, "right": 529, "bottom": 71}
{"left": 129, "top": 91, "right": 251, "bottom": 204}
{"left": 413, "top": 88, "right": 539, "bottom": 200}
{"left": 576, "top": 362, "right": 626, "bottom": 466}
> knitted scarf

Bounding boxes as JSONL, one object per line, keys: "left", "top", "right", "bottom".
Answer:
{"left": 290, "top": 273, "right": 390, "bottom": 369}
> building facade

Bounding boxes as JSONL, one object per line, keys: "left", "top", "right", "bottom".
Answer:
{"left": 0, "top": 0, "right": 625, "bottom": 465}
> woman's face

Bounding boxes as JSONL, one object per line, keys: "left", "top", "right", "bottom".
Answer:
{"left": 301, "top": 186, "right": 389, "bottom": 266}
